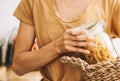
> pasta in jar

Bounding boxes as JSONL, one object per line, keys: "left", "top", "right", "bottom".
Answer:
{"left": 84, "top": 20, "right": 117, "bottom": 64}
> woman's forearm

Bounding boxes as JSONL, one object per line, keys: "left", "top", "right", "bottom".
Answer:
{"left": 12, "top": 40, "right": 59, "bottom": 75}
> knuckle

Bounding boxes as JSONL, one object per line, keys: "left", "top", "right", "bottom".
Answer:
{"left": 75, "top": 47, "right": 79, "bottom": 52}
{"left": 64, "top": 34, "right": 70, "bottom": 40}
{"left": 78, "top": 42, "right": 86, "bottom": 47}
{"left": 77, "top": 42, "right": 81, "bottom": 46}
{"left": 75, "top": 42, "right": 79, "bottom": 46}
{"left": 84, "top": 43, "right": 88, "bottom": 47}
{"left": 70, "top": 48, "right": 76, "bottom": 52}
{"left": 86, "top": 42, "right": 90, "bottom": 47}
{"left": 74, "top": 36, "right": 78, "bottom": 40}
{"left": 72, "top": 36, "right": 77, "bottom": 41}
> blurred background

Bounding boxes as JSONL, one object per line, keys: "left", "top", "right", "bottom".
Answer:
{"left": 0, "top": 0, "right": 42, "bottom": 81}
{"left": 0, "top": 0, "right": 120, "bottom": 81}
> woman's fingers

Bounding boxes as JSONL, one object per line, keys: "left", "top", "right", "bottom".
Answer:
{"left": 75, "top": 35, "right": 95, "bottom": 41}
{"left": 65, "top": 40, "right": 95, "bottom": 47}
{"left": 64, "top": 45, "right": 91, "bottom": 54}
{"left": 67, "top": 20, "right": 98, "bottom": 35}
{"left": 67, "top": 29, "right": 88, "bottom": 36}
{"left": 65, "top": 33, "right": 95, "bottom": 42}
{"left": 71, "top": 20, "right": 98, "bottom": 35}
{"left": 56, "top": 28, "right": 95, "bottom": 54}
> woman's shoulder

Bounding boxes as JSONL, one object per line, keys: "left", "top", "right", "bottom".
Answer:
{"left": 18, "top": 0, "right": 50, "bottom": 9}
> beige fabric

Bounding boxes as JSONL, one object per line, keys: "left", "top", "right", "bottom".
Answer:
{"left": 14, "top": 0, "right": 120, "bottom": 81}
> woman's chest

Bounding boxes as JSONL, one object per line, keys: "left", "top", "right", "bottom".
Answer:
{"left": 55, "top": 0, "right": 95, "bottom": 21}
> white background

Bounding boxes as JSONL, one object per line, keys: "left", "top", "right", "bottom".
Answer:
{"left": 0, "top": 0, "right": 21, "bottom": 64}
{"left": 0, "top": 0, "right": 20, "bottom": 38}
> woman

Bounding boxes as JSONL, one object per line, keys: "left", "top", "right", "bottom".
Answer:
{"left": 12, "top": 0, "right": 120, "bottom": 81}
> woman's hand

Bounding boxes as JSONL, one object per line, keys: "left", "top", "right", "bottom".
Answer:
{"left": 55, "top": 28, "right": 95, "bottom": 55}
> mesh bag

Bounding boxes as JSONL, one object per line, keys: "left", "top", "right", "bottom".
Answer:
{"left": 60, "top": 56, "right": 120, "bottom": 81}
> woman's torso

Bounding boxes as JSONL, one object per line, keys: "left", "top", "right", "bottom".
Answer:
{"left": 31, "top": 0, "right": 120, "bottom": 81}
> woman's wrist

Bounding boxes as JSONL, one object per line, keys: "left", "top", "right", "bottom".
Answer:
{"left": 54, "top": 39, "right": 62, "bottom": 55}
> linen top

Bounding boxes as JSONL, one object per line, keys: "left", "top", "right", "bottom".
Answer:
{"left": 14, "top": 0, "right": 120, "bottom": 81}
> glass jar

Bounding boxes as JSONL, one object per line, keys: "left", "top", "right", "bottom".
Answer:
{"left": 84, "top": 20, "right": 117, "bottom": 64}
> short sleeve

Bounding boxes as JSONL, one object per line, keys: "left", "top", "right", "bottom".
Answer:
{"left": 112, "top": 0, "right": 120, "bottom": 37}
{"left": 14, "top": 0, "right": 34, "bottom": 26}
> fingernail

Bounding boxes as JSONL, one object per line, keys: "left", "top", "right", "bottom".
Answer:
{"left": 85, "top": 50, "right": 91, "bottom": 54}
{"left": 88, "top": 42, "right": 95, "bottom": 47}
{"left": 87, "top": 36, "right": 95, "bottom": 41}
{"left": 71, "top": 29, "right": 78, "bottom": 35}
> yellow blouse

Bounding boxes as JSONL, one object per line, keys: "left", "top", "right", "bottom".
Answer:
{"left": 14, "top": 0, "right": 120, "bottom": 81}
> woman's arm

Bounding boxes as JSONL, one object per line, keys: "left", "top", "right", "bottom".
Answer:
{"left": 12, "top": 21, "right": 95, "bottom": 76}
{"left": 12, "top": 21, "right": 59, "bottom": 75}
